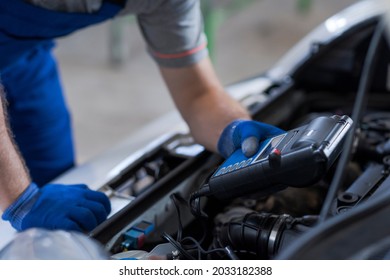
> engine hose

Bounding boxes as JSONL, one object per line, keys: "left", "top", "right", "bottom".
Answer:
{"left": 213, "top": 212, "right": 310, "bottom": 259}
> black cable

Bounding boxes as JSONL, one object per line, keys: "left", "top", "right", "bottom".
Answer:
{"left": 224, "top": 245, "right": 239, "bottom": 260}
{"left": 167, "top": 163, "right": 236, "bottom": 259}
{"left": 318, "top": 19, "right": 386, "bottom": 223}
{"left": 168, "top": 192, "right": 211, "bottom": 259}
{"left": 170, "top": 193, "right": 185, "bottom": 242}
{"left": 161, "top": 232, "right": 196, "bottom": 260}
{"left": 181, "top": 236, "right": 239, "bottom": 260}
{"left": 189, "top": 184, "right": 210, "bottom": 218}
{"left": 170, "top": 192, "right": 209, "bottom": 244}
{"left": 191, "top": 184, "right": 211, "bottom": 198}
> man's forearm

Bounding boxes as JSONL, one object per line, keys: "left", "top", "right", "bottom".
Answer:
{"left": 177, "top": 86, "right": 250, "bottom": 152}
{"left": 0, "top": 92, "right": 30, "bottom": 211}
{"left": 160, "top": 57, "right": 250, "bottom": 152}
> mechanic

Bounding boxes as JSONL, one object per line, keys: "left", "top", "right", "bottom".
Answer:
{"left": 0, "top": 0, "right": 283, "bottom": 233}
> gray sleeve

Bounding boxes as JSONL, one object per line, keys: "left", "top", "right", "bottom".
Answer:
{"left": 135, "top": 0, "right": 208, "bottom": 68}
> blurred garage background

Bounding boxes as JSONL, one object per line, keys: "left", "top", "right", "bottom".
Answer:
{"left": 54, "top": 0, "right": 357, "bottom": 164}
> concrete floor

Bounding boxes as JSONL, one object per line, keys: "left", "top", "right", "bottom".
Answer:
{"left": 55, "top": 0, "right": 357, "bottom": 164}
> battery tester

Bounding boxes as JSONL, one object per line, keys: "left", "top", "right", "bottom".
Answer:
{"left": 203, "top": 115, "right": 353, "bottom": 200}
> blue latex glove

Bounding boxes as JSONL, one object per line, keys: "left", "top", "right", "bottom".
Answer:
{"left": 218, "top": 119, "right": 285, "bottom": 158}
{"left": 2, "top": 182, "right": 111, "bottom": 232}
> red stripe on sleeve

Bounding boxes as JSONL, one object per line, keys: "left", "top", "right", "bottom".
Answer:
{"left": 152, "top": 42, "right": 207, "bottom": 59}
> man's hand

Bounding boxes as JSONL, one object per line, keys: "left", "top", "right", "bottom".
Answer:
{"left": 2, "top": 182, "right": 111, "bottom": 232}
{"left": 218, "top": 119, "right": 285, "bottom": 158}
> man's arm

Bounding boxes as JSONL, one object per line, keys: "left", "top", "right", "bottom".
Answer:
{"left": 0, "top": 94, "right": 30, "bottom": 211}
{"left": 138, "top": 0, "right": 284, "bottom": 157}
{"left": 0, "top": 89, "right": 111, "bottom": 232}
{"left": 160, "top": 57, "right": 251, "bottom": 153}
{"left": 136, "top": 0, "right": 252, "bottom": 151}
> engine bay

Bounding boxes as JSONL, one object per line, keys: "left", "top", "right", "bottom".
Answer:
{"left": 84, "top": 1, "right": 390, "bottom": 260}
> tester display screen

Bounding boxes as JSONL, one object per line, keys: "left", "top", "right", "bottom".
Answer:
{"left": 254, "top": 134, "right": 286, "bottom": 163}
